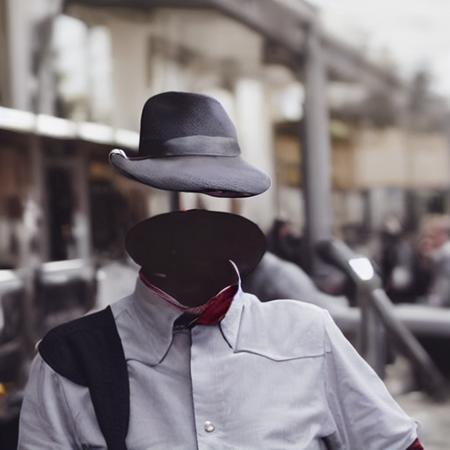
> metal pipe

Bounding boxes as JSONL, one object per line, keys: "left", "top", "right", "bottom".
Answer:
{"left": 302, "top": 26, "right": 333, "bottom": 273}
{"left": 358, "top": 285, "right": 387, "bottom": 378}
{"left": 317, "top": 239, "right": 447, "bottom": 399}
{"left": 371, "top": 288, "right": 447, "bottom": 399}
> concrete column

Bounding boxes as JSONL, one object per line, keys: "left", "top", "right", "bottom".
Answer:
{"left": 34, "top": 11, "right": 60, "bottom": 115}
{"left": 234, "top": 78, "right": 276, "bottom": 231}
{"left": 3, "top": 0, "right": 61, "bottom": 112}
{"left": 23, "top": 136, "right": 49, "bottom": 265}
{"left": 108, "top": 17, "right": 149, "bottom": 130}
{"left": 302, "top": 26, "right": 333, "bottom": 272}
{"left": 72, "top": 149, "right": 92, "bottom": 260}
{"left": 4, "top": 0, "right": 33, "bottom": 110}
{"left": 20, "top": 136, "right": 48, "bottom": 352}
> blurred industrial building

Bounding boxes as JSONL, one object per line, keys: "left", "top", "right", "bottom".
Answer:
{"left": 1, "top": 0, "right": 450, "bottom": 273}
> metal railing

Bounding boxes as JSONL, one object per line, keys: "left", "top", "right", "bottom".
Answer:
{"left": 317, "top": 239, "right": 448, "bottom": 400}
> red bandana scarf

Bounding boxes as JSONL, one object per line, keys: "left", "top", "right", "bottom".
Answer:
{"left": 407, "top": 439, "right": 424, "bottom": 450}
{"left": 139, "top": 270, "right": 238, "bottom": 326}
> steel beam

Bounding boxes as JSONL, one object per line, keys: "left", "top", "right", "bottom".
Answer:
{"left": 65, "top": 0, "right": 308, "bottom": 54}
{"left": 64, "top": 0, "right": 401, "bottom": 91}
{"left": 208, "top": 0, "right": 307, "bottom": 55}
{"left": 322, "top": 34, "right": 401, "bottom": 90}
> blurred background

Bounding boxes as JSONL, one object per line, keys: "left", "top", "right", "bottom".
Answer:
{"left": 1, "top": 0, "right": 450, "bottom": 448}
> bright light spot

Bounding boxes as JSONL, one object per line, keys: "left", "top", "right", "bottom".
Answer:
{"left": 36, "top": 114, "right": 76, "bottom": 138}
{"left": 0, "top": 107, "right": 34, "bottom": 132}
{"left": 79, "top": 122, "right": 114, "bottom": 144}
{"left": 349, "top": 257, "right": 375, "bottom": 281}
{"left": 0, "top": 270, "right": 17, "bottom": 283}
{"left": 115, "top": 129, "right": 139, "bottom": 149}
{"left": 41, "top": 259, "right": 84, "bottom": 273}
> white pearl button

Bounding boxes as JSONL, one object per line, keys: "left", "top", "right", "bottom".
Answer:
{"left": 204, "top": 420, "right": 215, "bottom": 432}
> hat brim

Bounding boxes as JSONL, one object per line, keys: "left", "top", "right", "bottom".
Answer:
{"left": 109, "top": 150, "right": 271, "bottom": 198}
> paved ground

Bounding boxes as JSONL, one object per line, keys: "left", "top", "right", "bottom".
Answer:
{"left": 386, "top": 358, "right": 450, "bottom": 450}
{"left": 395, "top": 390, "right": 450, "bottom": 450}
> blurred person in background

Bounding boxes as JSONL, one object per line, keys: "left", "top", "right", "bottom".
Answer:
{"left": 377, "top": 215, "right": 417, "bottom": 303}
{"left": 417, "top": 215, "right": 450, "bottom": 307}
{"left": 266, "top": 218, "right": 304, "bottom": 267}
{"left": 266, "top": 219, "right": 350, "bottom": 300}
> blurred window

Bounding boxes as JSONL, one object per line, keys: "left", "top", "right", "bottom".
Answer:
{"left": 53, "top": 16, "right": 113, "bottom": 122}
{"left": 46, "top": 165, "right": 76, "bottom": 261}
{"left": 0, "top": 145, "right": 31, "bottom": 269}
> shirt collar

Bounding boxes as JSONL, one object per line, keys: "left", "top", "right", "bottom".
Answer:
{"left": 126, "top": 261, "right": 243, "bottom": 365}
{"left": 138, "top": 262, "right": 240, "bottom": 316}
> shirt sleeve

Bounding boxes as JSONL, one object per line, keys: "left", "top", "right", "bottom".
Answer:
{"left": 18, "top": 353, "right": 79, "bottom": 450}
{"left": 322, "top": 310, "right": 419, "bottom": 450}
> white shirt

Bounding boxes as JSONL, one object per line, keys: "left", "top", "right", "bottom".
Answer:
{"left": 18, "top": 276, "right": 418, "bottom": 449}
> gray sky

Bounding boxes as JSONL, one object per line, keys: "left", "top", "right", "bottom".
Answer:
{"left": 308, "top": 0, "right": 450, "bottom": 98}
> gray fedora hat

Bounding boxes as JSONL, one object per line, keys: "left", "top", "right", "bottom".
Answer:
{"left": 109, "top": 91, "right": 271, "bottom": 197}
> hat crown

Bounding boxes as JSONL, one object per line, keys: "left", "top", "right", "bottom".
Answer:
{"left": 109, "top": 90, "right": 271, "bottom": 197}
{"left": 139, "top": 92, "right": 237, "bottom": 154}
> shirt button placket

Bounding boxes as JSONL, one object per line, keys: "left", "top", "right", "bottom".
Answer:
{"left": 190, "top": 326, "right": 221, "bottom": 450}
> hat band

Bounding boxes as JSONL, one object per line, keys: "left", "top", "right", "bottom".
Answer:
{"left": 139, "top": 135, "right": 240, "bottom": 158}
